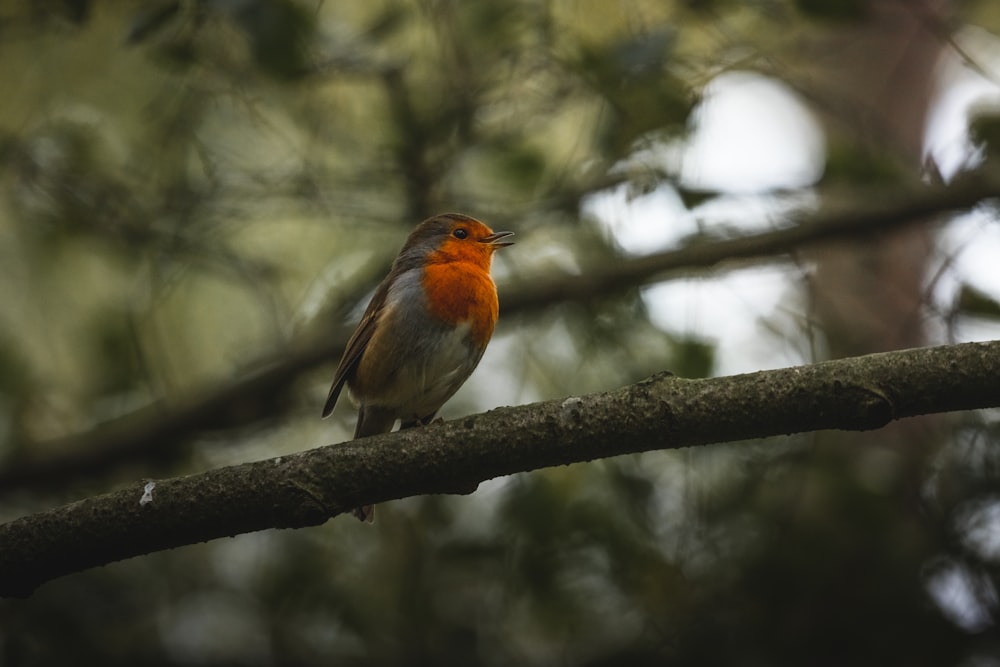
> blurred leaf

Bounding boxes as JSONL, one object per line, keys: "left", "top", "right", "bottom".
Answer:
{"left": 45, "top": 0, "right": 91, "bottom": 25}
{"left": 969, "top": 107, "right": 1000, "bottom": 159}
{"left": 681, "top": 0, "right": 734, "bottom": 14}
{"left": 669, "top": 335, "right": 715, "bottom": 378}
{"left": 364, "top": 4, "right": 410, "bottom": 42}
{"left": 821, "top": 140, "right": 908, "bottom": 186}
{"left": 125, "top": 0, "right": 181, "bottom": 45}
{"left": 150, "top": 36, "right": 201, "bottom": 71}
{"left": 89, "top": 306, "right": 144, "bottom": 397}
{"left": 231, "top": 0, "right": 316, "bottom": 80}
{"left": 794, "top": 0, "right": 868, "bottom": 22}
{"left": 675, "top": 186, "right": 722, "bottom": 210}
{"left": 0, "top": 335, "right": 29, "bottom": 397}
{"left": 612, "top": 29, "right": 675, "bottom": 78}
{"left": 957, "top": 283, "right": 1000, "bottom": 320}
{"left": 492, "top": 142, "right": 548, "bottom": 193}
{"left": 575, "top": 30, "right": 694, "bottom": 155}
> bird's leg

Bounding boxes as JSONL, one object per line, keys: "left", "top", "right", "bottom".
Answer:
{"left": 400, "top": 413, "right": 443, "bottom": 429}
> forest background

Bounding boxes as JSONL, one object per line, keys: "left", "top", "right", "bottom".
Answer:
{"left": 3, "top": 1, "right": 1000, "bottom": 665}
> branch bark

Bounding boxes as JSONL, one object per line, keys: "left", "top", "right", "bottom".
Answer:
{"left": 2, "top": 340, "right": 999, "bottom": 598}
{"left": 3, "top": 175, "right": 999, "bottom": 494}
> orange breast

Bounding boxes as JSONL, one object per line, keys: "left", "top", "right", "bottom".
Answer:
{"left": 421, "top": 261, "right": 499, "bottom": 347}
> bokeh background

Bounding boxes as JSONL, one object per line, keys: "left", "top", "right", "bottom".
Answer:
{"left": 3, "top": 0, "right": 1000, "bottom": 664}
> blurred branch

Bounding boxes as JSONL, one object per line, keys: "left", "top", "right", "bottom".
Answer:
{"left": 504, "top": 173, "right": 1000, "bottom": 312}
{"left": 382, "top": 65, "right": 436, "bottom": 220}
{"left": 2, "top": 175, "right": 999, "bottom": 494}
{"left": 0, "top": 328, "right": 350, "bottom": 491}
{"left": 2, "top": 340, "right": 999, "bottom": 598}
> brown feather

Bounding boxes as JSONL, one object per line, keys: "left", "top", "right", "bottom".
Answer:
{"left": 321, "top": 279, "right": 391, "bottom": 418}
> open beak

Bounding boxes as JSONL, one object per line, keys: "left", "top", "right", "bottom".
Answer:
{"left": 480, "top": 231, "right": 515, "bottom": 247}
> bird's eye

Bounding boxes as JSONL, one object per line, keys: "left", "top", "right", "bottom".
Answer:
{"left": 452, "top": 228, "right": 468, "bottom": 239}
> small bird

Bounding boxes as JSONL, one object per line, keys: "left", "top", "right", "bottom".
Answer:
{"left": 322, "top": 213, "right": 514, "bottom": 522}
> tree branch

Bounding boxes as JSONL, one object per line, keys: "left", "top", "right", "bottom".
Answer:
{"left": 504, "top": 174, "right": 1000, "bottom": 312}
{"left": 3, "top": 175, "right": 998, "bottom": 493}
{"left": 2, "top": 340, "right": 999, "bottom": 598}
{"left": 0, "top": 329, "right": 351, "bottom": 490}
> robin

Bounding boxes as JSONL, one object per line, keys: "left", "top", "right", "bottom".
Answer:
{"left": 322, "top": 213, "right": 514, "bottom": 522}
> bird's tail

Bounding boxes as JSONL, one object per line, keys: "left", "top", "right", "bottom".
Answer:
{"left": 349, "top": 405, "right": 397, "bottom": 523}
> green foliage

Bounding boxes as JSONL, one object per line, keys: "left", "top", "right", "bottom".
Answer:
{"left": 821, "top": 140, "right": 911, "bottom": 186}
{"left": 233, "top": 0, "right": 316, "bottom": 79}
{"left": 794, "top": 0, "right": 868, "bottom": 22}
{"left": 126, "top": 0, "right": 317, "bottom": 79}
{"left": 669, "top": 335, "right": 715, "bottom": 378}
{"left": 958, "top": 283, "right": 1000, "bottom": 321}
{"left": 574, "top": 29, "right": 694, "bottom": 154}
{"left": 969, "top": 107, "right": 1000, "bottom": 160}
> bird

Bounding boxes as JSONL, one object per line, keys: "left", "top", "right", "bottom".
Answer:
{"left": 322, "top": 213, "right": 514, "bottom": 522}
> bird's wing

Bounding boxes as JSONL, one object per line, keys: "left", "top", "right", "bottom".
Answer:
{"left": 321, "top": 280, "right": 390, "bottom": 418}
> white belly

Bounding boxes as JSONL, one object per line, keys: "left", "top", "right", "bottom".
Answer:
{"left": 376, "top": 320, "right": 479, "bottom": 419}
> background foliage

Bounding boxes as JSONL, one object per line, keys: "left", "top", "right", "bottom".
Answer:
{"left": 3, "top": 0, "right": 1000, "bottom": 664}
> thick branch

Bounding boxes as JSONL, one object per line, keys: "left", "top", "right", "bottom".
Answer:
{"left": 2, "top": 340, "right": 999, "bottom": 598}
{"left": 3, "top": 175, "right": 998, "bottom": 492}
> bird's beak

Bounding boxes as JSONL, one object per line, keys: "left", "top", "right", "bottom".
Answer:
{"left": 480, "top": 231, "right": 515, "bottom": 247}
